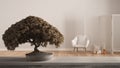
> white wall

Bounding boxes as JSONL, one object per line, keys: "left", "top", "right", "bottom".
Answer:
{"left": 112, "top": 14, "right": 120, "bottom": 52}
{"left": 0, "top": 0, "right": 120, "bottom": 51}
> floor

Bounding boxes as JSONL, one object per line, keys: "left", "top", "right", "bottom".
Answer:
{"left": 0, "top": 51, "right": 119, "bottom": 57}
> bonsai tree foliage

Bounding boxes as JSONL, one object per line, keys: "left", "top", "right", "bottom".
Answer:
{"left": 2, "top": 16, "right": 64, "bottom": 52}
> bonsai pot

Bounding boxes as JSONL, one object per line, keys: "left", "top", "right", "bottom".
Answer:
{"left": 26, "top": 51, "right": 53, "bottom": 61}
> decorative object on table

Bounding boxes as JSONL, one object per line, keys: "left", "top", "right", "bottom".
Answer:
{"left": 93, "top": 45, "right": 102, "bottom": 54}
{"left": 2, "top": 16, "right": 64, "bottom": 61}
{"left": 101, "top": 44, "right": 106, "bottom": 55}
{"left": 72, "top": 35, "right": 90, "bottom": 52}
{"left": 102, "top": 49, "right": 106, "bottom": 55}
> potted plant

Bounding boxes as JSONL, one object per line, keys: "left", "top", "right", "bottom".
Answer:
{"left": 2, "top": 16, "right": 64, "bottom": 61}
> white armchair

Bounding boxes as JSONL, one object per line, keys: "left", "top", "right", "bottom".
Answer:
{"left": 72, "top": 35, "right": 90, "bottom": 52}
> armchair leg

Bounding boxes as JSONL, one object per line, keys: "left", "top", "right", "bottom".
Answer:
{"left": 73, "top": 47, "right": 76, "bottom": 52}
{"left": 85, "top": 48, "right": 86, "bottom": 53}
{"left": 77, "top": 47, "right": 78, "bottom": 52}
{"left": 73, "top": 47, "right": 79, "bottom": 52}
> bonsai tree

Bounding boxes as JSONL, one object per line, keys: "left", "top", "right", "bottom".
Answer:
{"left": 2, "top": 16, "right": 64, "bottom": 53}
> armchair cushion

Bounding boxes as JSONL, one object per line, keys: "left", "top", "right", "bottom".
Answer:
{"left": 72, "top": 35, "right": 89, "bottom": 48}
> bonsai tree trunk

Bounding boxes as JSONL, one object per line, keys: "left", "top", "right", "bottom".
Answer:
{"left": 26, "top": 44, "right": 41, "bottom": 55}
{"left": 34, "top": 45, "right": 39, "bottom": 52}
{"left": 33, "top": 44, "right": 44, "bottom": 53}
